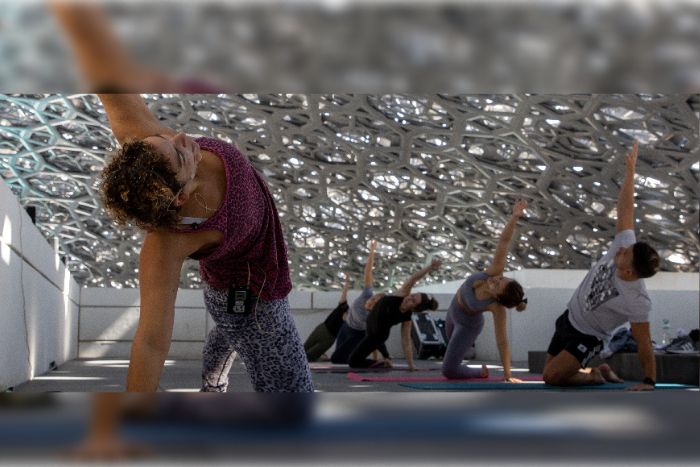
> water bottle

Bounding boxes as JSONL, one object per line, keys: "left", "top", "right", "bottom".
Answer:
{"left": 661, "top": 319, "right": 671, "bottom": 346}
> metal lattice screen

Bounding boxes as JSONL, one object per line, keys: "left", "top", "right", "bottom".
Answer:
{"left": 0, "top": 94, "right": 698, "bottom": 290}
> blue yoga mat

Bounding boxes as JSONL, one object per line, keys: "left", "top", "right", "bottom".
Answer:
{"left": 399, "top": 382, "right": 696, "bottom": 391}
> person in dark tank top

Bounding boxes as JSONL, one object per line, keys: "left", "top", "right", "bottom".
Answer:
{"left": 348, "top": 259, "right": 442, "bottom": 370}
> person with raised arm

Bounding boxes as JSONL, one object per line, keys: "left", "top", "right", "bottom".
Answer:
{"left": 348, "top": 258, "right": 442, "bottom": 371}
{"left": 88, "top": 93, "right": 314, "bottom": 392}
{"left": 331, "top": 240, "right": 388, "bottom": 364}
{"left": 542, "top": 142, "right": 660, "bottom": 390}
{"left": 50, "top": 2, "right": 220, "bottom": 92}
{"left": 442, "top": 199, "right": 529, "bottom": 381}
{"left": 50, "top": 1, "right": 307, "bottom": 393}
{"left": 304, "top": 275, "right": 351, "bottom": 362}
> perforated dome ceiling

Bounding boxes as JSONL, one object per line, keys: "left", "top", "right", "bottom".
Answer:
{"left": 0, "top": 94, "right": 698, "bottom": 290}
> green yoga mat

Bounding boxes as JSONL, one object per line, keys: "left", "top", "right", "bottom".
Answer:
{"left": 399, "top": 381, "right": 697, "bottom": 391}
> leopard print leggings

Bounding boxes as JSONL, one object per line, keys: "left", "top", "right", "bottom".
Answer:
{"left": 201, "top": 286, "right": 314, "bottom": 392}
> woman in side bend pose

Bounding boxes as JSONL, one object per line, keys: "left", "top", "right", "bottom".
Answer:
{"left": 96, "top": 94, "right": 313, "bottom": 393}
{"left": 304, "top": 275, "right": 351, "bottom": 362}
{"left": 331, "top": 240, "right": 387, "bottom": 364}
{"left": 348, "top": 258, "right": 442, "bottom": 371}
{"left": 52, "top": 0, "right": 313, "bottom": 393}
{"left": 442, "top": 199, "right": 528, "bottom": 382}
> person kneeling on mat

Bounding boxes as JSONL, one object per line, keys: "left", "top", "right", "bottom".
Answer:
{"left": 304, "top": 276, "right": 350, "bottom": 362}
{"left": 542, "top": 142, "right": 660, "bottom": 391}
{"left": 331, "top": 240, "right": 388, "bottom": 364}
{"left": 442, "top": 199, "right": 528, "bottom": 382}
{"left": 348, "top": 259, "right": 441, "bottom": 371}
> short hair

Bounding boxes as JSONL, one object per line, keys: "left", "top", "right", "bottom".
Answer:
{"left": 100, "top": 139, "right": 182, "bottom": 231}
{"left": 497, "top": 280, "right": 527, "bottom": 311}
{"left": 632, "top": 241, "right": 660, "bottom": 279}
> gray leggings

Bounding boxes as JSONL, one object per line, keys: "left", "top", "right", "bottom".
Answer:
{"left": 441, "top": 299, "right": 485, "bottom": 379}
{"left": 202, "top": 286, "right": 314, "bottom": 392}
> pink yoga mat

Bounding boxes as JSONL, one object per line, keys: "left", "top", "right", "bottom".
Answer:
{"left": 309, "top": 362, "right": 441, "bottom": 372}
{"left": 346, "top": 372, "right": 543, "bottom": 383}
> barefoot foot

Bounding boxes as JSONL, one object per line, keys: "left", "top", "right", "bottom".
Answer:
{"left": 588, "top": 367, "right": 606, "bottom": 384}
{"left": 598, "top": 363, "right": 624, "bottom": 383}
{"left": 480, "top": 364, "right": 489, "bottom": 378}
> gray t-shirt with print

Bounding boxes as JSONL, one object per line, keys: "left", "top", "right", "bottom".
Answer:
{"left": 345, "top": 286, "right": 373, "bottom": 331}
{"left": 568, "top": 230, "right": 652, "bottom": 340}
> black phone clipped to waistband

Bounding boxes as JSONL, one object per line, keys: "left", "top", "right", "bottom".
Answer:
{"left": 227, "top": 285, "right": 255, "bottom": 315}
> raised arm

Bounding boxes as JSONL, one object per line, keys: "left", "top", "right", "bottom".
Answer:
{"left": 485, "top": 199, "right": 527, "bottom": 276}
{"left": 127, "top": 232, "right": 189, "bottom": 391}
{"left": 98, "top": 94, "right": 176, "bottom": 145}
{"left": 50, "top": 2, "right": 168, "bottom": 91}
{"left": 396, "top": 258, "right": 442, "bottom": 297}
{"left": 363, "top": 240, "right": 377, "bottom": 288}
{"left": 340, "top": 274, "right": 350, "bottom": 304}
{"left": 616, "top": 142, "right": 638, "bottom": 233}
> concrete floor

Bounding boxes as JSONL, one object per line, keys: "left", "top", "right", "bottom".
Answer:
{"left": 3, "top": 358, "right": 700, "bottom": 465}
{"left": 13, "top": 358, "right": 534, "bottom": 392}
{"left": 2, "top": 377, "right": 699, "bottom": 465}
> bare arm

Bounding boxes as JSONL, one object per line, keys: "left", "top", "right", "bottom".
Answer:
{"left": 616, "top": 142, "right": 639, "bottom": 233}
{"left": 486, "top": 199, "right": 526, "bottom": 276}
{"left": 491, "top": 306, "right": 518, "bottom": 381}
{"left": 127, "top": 232, "right": 189, "bottom": 391}
{"left": 98, "top": 94, "right": 175, "bottom": 145}
{"left": 340, "top": 274, "right": 350, "bottom": 304}
{"left": 50, "top": 2, "right": 167, "bottom": 91}
{"left": 401, "top": 321, "right": 416, "bottom": 370}
{"left": 627, "top": 321, "right": 657, "bottom": 391}
{"left": 364, "top": 240, "right": 377, "bottom": 287}
{"left": 67, "top": 394, "right": 156, "bottom": 459}
{"left": 396, "top": 258, "right": 442, "bottom": 297}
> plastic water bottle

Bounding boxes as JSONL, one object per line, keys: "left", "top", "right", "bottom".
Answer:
{"left": 661, "top": 319, "right": 671, "bottom": 346}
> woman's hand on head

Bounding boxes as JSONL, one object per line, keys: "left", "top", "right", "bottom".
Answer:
{"left": 429, "top": 258, "right": 442, "bottom": 271}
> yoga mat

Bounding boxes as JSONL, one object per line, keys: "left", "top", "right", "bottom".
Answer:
{"left": 309, "top": 363, "right": 441, "bottom": 373}
{"left": 399, "top": 382, "right": 697, "bottom": 391}
{"left": 312, "top": 367, "right": 391, "bottom": 374}
{"left": 347, "top": 372, "right": 543, "bottom": 383}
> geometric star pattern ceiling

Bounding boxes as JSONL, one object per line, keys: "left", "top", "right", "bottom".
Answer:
{"left": 0, "top": 94, "right": 698, "bottom": 290}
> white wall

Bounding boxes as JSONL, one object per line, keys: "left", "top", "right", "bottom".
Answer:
{"left": 78, "top": 268, "right": 698, "bottom": 363}
{"left": 0, "top": 179, "right": 80, "bottom": 390}
{"left": 79, "top": 288, "right": 207, "bottom": 359}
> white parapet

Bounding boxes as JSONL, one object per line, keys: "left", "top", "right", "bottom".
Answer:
{"left": 0, "top": 178, "right": 80, "bottom": 390}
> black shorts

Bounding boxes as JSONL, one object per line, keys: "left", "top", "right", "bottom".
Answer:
{"left": 547, "top": 310, "right": 603, "bottom": 367}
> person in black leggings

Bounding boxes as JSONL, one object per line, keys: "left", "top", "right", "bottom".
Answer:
{"left": 304, "top": 276, "right": 350, "bottom": 362}
{"left": 331, "top": 240, "right": 387, "bottom": 364}
{"left": 349, "top": 259, "right": 441, "bottom": 371}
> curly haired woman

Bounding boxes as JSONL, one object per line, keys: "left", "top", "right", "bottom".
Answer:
{"left": 97, "top": 94, "right": 313, "bottom": 392}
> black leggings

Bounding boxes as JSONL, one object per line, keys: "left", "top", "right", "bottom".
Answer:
{"left": 348, "top": 330, "right": 391, "bottom": 368}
